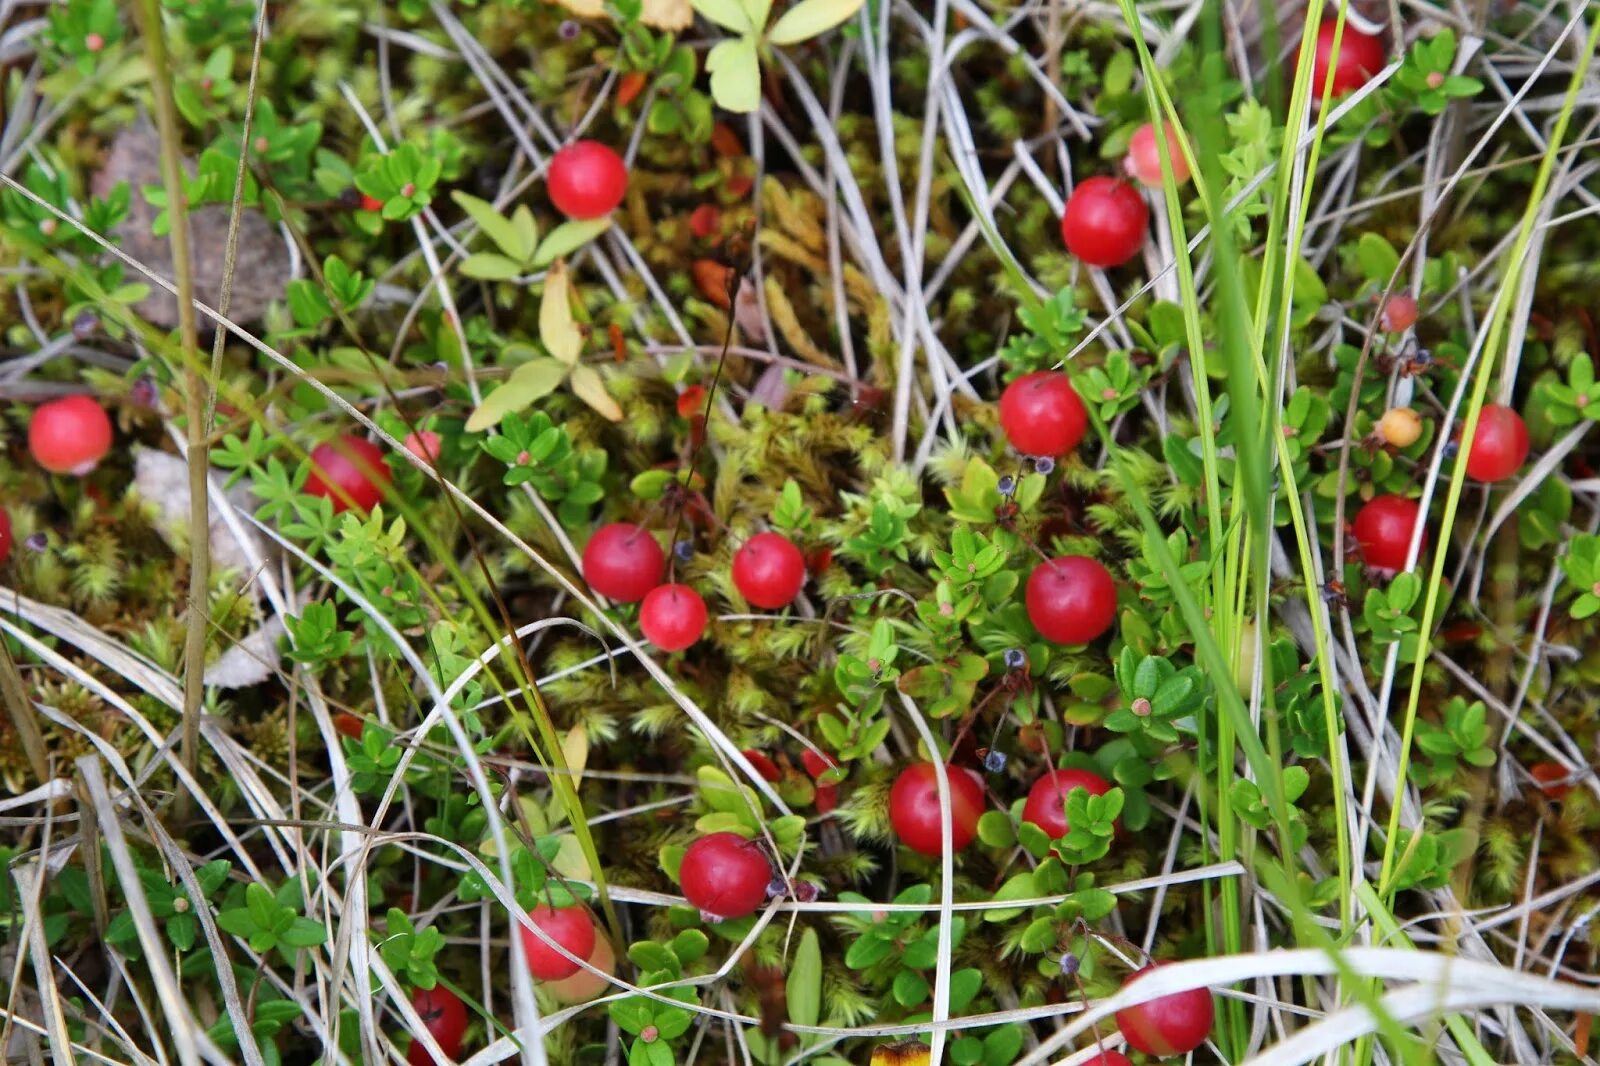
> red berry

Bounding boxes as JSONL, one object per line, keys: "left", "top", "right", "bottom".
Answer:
{"left": 1124, "top": 122, "right": 1190, "bottom": 188}
{"left": 1352, "top": 495, "right": 1426, "bottom": 572}
{"left": 1306, "top": 22, "right": 1385, "bottom": 100}
{"left": 28, "top": 395, "right": 113, "bottom": 476}
{"left": 547, "top": 140, "right": 629, "bottom": 220}
{"left": 1060, "top": 176, "right": 1148, "bottom": 268}
{"left": 407, "top": 985, "right": 468, "bottom": 1066}
{"left": 741, "top": 750, "right": 782, "bottom": 782}
{"left": 333, "top": 713, "right": 365, "bottom": 741}
{"left": 801, "top": 749, "right": 837, "bottom": 781}
{"left": 403, "top": 430, "right": 442, "bottom": 463}
{"left": 1025, "top": 556, "right": 1118, "bottom": 645}
{"left": 581, "top": 522, "right": 665, "bottom": 603}
{"left": 639, "top": 583, "right": 708, "bottom": 651}
{"left": 999, "top": 371, "right": 1089, "bottom": 457}
{"left": 1022, "top": 768, "right": 1114, "bottom": 840}
{"left": 731, "top": 531, "right": 806, "bottom": 609}
{"left": 0, "top": 507, "right": 10, "bottom": 567}
{"left": 1379, "top": 294, "right": 1418, "bottom": 333}
{"left": 520, "top": 904, "right": 597, "bottom": 981}
{"left": 887, "top": 763, "right": 985, "bottom": 857}
{"left": 1463, "top": 404, "right": 1529, "bottom": 483}
{"left": 360, "top": 193, "right": 384, "bottom": 213}
{"left": 1115, "top": 966, "right": 1215, "bottom": 1057}
{"left": 1084, "top": 1052, "right": 1134, "bottom": 1066}
{"left": 84, "top": 32, "right": 105, "bottom": 52}
{"left": 305, "top": 435, "right": 392, "bottom": 514}
{"left": 680, "top": 831, "right": 772, "bottom": 920}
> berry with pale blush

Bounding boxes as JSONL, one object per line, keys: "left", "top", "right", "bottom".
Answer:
{"left": 680, "top": 831, "right": 772, "bottom": 920}
{"left": 731, "top": 531, "right": 806, "bottom": 609}
{"left": 1463, "top": 404, "right": 1529, "bottom": 483}
{"left": 1352, "top": 495, "right": 1426, "bottom": 572}
{"left": 1026, "top": 556, "right": 1118, "bottom": 645}
{"left": 887, "top": 763, "right": 985, "bottom": 857}
{"left": 1060, "top": 176, "right": 1148, "bottom": 268}
{"left": 1124, "top": 122, "right": 1191, "bottom": 187}
{"left": 520, "top": 904, "right": 596, "bottom": 981}
{"left": 28, "top": 395, "right": 113, "bottom": 476}
{"left": 305, "top": 435, "right": 392, "bottom": 513}
{"left": 999, "top": 371, "right": 1088, "bottom": 457}
{"left": 547, "top": 141, "right": 629, "bottom": 220}
{"left": 581, "top": 522, "right": 665, "bottom": 603}
{"left": 639, "top": 583, "right": 708, "bottom": 651}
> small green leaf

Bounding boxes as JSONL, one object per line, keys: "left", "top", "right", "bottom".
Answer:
{"left": 692, "top": 0, "right": 754, "bottom": 33}
{"left": 787, "top": 928, "right": 822, "bottom": 1028}
{"left": 464, "top": 358, "right": 569, "bottom": 432}
{"left": 460, "top": 253, "right": 524, "bottom": 280}
{"left": 533, "top": 218, "right": 613, "bottom": 269}
{"left": 706, "top": 36, "right": 761, "bottom": 114}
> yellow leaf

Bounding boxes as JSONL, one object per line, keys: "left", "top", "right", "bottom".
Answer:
{"left": 550, "top": 835, "right": 591, "bottom": 880}
{"left": 463, "top": 357, "right": 569, "bottom": 432}
{"left": 546, "top": 0, "right": 690, "bottom": 28}
{"left": 767, "top": 0, "right": 865, "bottom": 45}
{"left": 540, "top": 260, "right": 584, "bottom": 367}
{"left": 561, "top": 725, "right": 589, "bottom": 791}
{"left": 480, "top": 795, "right": 549, "bottom": 856}
{"left": 706, "top": 36, "right": 761, "bottom": 114}
{"left": 569, "top": 364, "right": 623, "bottom": 422}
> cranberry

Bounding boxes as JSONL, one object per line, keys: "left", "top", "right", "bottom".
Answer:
{"left": 638, "top": 583, "right": 708, "bottom": 651}
{"left": 887, "top": 763, "right": 985, "bottom": 857}
{"left": 0, "top": 507, "right": 10, "bottom": 567}
{"left": 1379, "top": 294, "right": 1418, "bottom": 333}
{"left": 1124, "top": 122, "right": 1190, "bottom": 187}
{"left": 1022, "top": 768, "right": 1114, "bottom": 840}
{"left": 305, "top": 435, "right": 392, "bottom": 514}
{"left": 1059, "top": 176, "right": 1148, "bottom": 268}
{"left": 802, "top": 749, "right": 840, "bottom": 813}
{"left": 544, "top": 934, "right": 615, "bottom": 1005}
{"left": 680, "top": 831, "right": 772, "bottom": 920}
{"left": 547, "top": 140, "right": 629, "bottom": 220}
{"left": 407, "top": 985, "right": 467, "bottom": 1066}
{"left": 1305, "top": 22, "right": 1385, "bottom": 100}
{"left": 741, "top": 750, "right": 782, "bottom": 782}
{"left": 403, "top": 430, "right": 442, "bottom": 463}
{"left": 999, "top": 371, "right": 1089, "bottom": 457}
{"left": 28, "top": 395, "right": 113, "bottom": 475}
{"left": 581, "top": 522, "right": 665, "bottom": 603}
{"left": 1115, "top": 966, "right": 1214, "bottom": 1057}
{"left": 1025, "top": 556, "right": 1118, "bottom": 645}
{"left": 1463, "top": 404, "right": 1529, "bottom": 483}
{"left": 1084, "top": 1052, "right": 1134, "bottom": 1066}
{"left": 1352, "top": 495, "right": 1426, "bottom": 572}
{"left": 731, "top": 531, "right": 806, "bottom": 609}
{"left": 1377, "top": 407, "right": 1422, "bottom": 449}
{"left": 520, "top": 903, "right": 596, "bottom": 981}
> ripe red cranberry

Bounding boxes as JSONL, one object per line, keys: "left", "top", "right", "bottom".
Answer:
{"left": 520, "top": 903, "right": 597, "bottom": 981}
{"left": 0, "top": 507, "right": 10, "bottom": 567}
{"left": 741, "top": 749, "right": 782, "bottom": 782}
{"left": 1060, "top": 176, "right": 1148, "bottom": 268}
{"left": 1115, "top": 966, "right": 1215, "bottom": 1057}
{"left": 999, "top": 371, "right": 1089, "bottom": 457}
{"left": 887, "top": 763, "right": 985, "bottom": 857}
{"left": 680, "top": 831, "right": 772, "bottom": 920}
{"left": 1352, "top": 495, "right": 1426, "bottom": 572}
{"left": 407, "top": 985, "right": 468, "bottom": 1066}
{"left": 1084, "top": 1051, "right": 1134, "bottom": 1066}
{"left": 547, "top": 140, "right": 629, "bottom": 220}
{"left": 28, "top": 395, "right": 113, "bottom": 475}
{"left": 638, "top": 583, "right": 708, "bottom": 651}
{"left": 1463, "top": 404, "right": 1529, "bottom": 483}
{"left": 1022, "top": 768, "right": 1114, "bottom": 840}
{"left": 1026, "top": 556, "right": 1118, "bottom": 645}
{"left": 1124, "top": 122, "right": 1190, "bottom": 187}
{"left": 581, "top": 522, "right": 665, "bottom": 603}
{"left": 1306, "top": 22, "right": 1385, "bottom": 100}
{"left": 305, "top": 435, "right": 392, "bottom": 514}
{"left": 1379, "top": 294, "right": 1418, "bottom": 333}
{"left": 731, "top": 531, "right": 806, "bottom": 609}
{"left": 802, "top": 748, "right": 840, "bottom": 814}
{"left": 403, "top": 430, "right": 442, "bottom": 463}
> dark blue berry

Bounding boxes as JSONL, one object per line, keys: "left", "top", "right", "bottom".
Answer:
{"left": 983, "top": 750, "right": 1008, "bottom": 773}
{"left": 997, "top": 475, "right": 1016, "bottom": 496}
{"left": 674, "top": 540, "right": 694, "bottom": 561}
{"left": 1003, "top": 648, "right": 1026, "bottom": 670}
{"left": 1033, "top": 456, "right": 1056, "bottom": 475}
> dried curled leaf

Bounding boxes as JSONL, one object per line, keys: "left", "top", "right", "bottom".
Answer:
{"left": 551, "top": 0, "right": 692, "bottom": 30}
